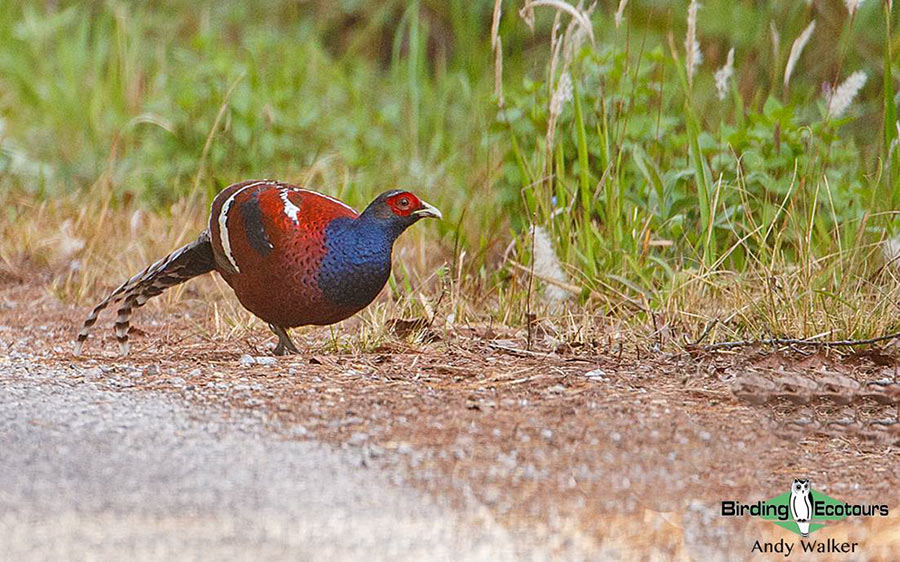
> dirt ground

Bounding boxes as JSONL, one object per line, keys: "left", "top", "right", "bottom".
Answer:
{"left": 2, "top": 270, "right": 899, "bottom": 559}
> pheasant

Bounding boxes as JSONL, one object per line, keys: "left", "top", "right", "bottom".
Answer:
{"left": 74, "top": 180, "right": 442, "bottom": 356}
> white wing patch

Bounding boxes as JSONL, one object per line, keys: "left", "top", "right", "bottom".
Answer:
{"left": 217, "top": 180, "right": 272, "bottom": 274}
{"left": 279, "top": 189, "right": 301, "bottom": 223}
{"left": 216, "top": 182, "right": 355, "bottom": 274}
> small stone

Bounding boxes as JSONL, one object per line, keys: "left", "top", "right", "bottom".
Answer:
{"left": 365, "top": 445, "right": 384, "bottom": 459}
{"left": 254, "top": 356, "right": 277, "bottom": 366}
{"left": 348, "top": 432, "right": 369, "bottom": 445}
{"left": 540, "top": 428, "right": 553, "bottom": 440}
{"left": 239, "top": 355, "right": 255, "bottom": 366}
{"left": 583, "top": 368, "right": 607, "bottom": 379}
{"left": 482, "top": 487, "right": 501, "bottom": 506}
{"left": 546, "top": 384, "right": 566, "bottom": 394}
{"left": 144, "top": 364, "right": 161, "bottom": 376}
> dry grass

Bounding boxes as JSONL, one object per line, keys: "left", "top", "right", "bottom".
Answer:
{"left": 5, "top": 176, "right": 900, "bottom": 355}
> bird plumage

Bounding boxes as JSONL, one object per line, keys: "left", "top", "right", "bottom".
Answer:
{"left": 75, "top": 180, "right": 441, "bottom": 356}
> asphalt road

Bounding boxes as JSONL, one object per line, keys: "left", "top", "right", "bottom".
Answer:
{"left": 0, "top": 353, "right": 548, "bottom": 561}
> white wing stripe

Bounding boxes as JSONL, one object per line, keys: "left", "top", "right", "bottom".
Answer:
{"left": 279, "top": 189, "right": 301, "bottom": 223}
{"left": 217, "top": 180, "right": 271, "bottom": 273}
{"left": 216, "top": 182, "right": 356, "bottom": 273}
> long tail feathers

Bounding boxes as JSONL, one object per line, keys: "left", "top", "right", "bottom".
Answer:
{"left": 74, "top": 230, "right": 216, "bottom": 356}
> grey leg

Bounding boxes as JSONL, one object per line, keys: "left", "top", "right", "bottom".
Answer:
{"left": 268, "top": 324, "right": 300, "bottom": 356}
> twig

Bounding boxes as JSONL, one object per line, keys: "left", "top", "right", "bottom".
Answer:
{"left": 526, "top": 221, "right": 536, "bottom": 350}
{"left": 697, "top": 330, "right": 900, "bottom": 351}
{"left": 691, "top": 318, "right": 718, "bottom": 345}
{"left": 426, "top": 274, "right": 448, "bottom": 331}
{"left": 489, "top": 341, "right": 552, "bottom": 358}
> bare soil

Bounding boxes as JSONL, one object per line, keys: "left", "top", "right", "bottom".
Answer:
{"left": 2, "top": 272, "right": 898, "bottom": 559}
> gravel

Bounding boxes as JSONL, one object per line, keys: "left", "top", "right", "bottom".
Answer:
{"left": 0, "top": 353, "right": 550, "bottom": 561}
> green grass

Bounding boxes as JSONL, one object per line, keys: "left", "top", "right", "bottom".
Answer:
{"left": 3, "top": 0, "right": 900, "bottom": 347}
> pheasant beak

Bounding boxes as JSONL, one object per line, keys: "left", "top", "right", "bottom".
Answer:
{"left": 413, "top": 200, "right": 443, "bottom": 220}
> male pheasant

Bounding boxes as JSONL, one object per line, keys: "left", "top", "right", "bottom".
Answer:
{"left": 74, "top": 180, "right": 442, "bottom": 356}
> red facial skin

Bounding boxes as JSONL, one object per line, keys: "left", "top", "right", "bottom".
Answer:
{"left": 385, "top": 192, "right": 422, "bottom": 217}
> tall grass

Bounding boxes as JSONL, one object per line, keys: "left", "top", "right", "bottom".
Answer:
{"left": 497, "top": 0, "right": 900, "bottom": 342}
{"left": 3, "top": 0, "right": 900, "bottom": 346}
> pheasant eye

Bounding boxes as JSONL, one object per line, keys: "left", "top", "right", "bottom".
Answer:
{"left": 397, "top": 197, "right": 410, "bottom": 208}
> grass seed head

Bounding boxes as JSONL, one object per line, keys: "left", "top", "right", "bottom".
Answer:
{"left": 784, "top": 20, "right": 816, "bottom": 91}
{"left": 615, "top": 0, "right": 628, "bottom": 28}
{"left": 685, "top": 0, "right": 702, "bottom": 86}
{"left": 530, "top": 225, "right": 572, "bottom": 307}
{"left": 715, "top": 47, "right": 735, "bottom": 100}
{"left": 844, "top": 0, "right": 864, "bottom": 16}
{"left": 827, "top": 70, "right": 868, "bottom": 118}
{"left": 550, "top": 72, "right": 574, "bottom": 117}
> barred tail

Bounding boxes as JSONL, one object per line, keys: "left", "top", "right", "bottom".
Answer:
{"left": 74, "top": 230, "right": 216, "bottom": 356}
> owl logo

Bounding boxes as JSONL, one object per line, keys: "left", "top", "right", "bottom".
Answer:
{"left": 789, "top": 478, "right": 813, "bottom": 537}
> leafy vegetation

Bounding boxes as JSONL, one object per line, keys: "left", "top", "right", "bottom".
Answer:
{"left": 2, "top": 0, "right": 900, "bottom": 346}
